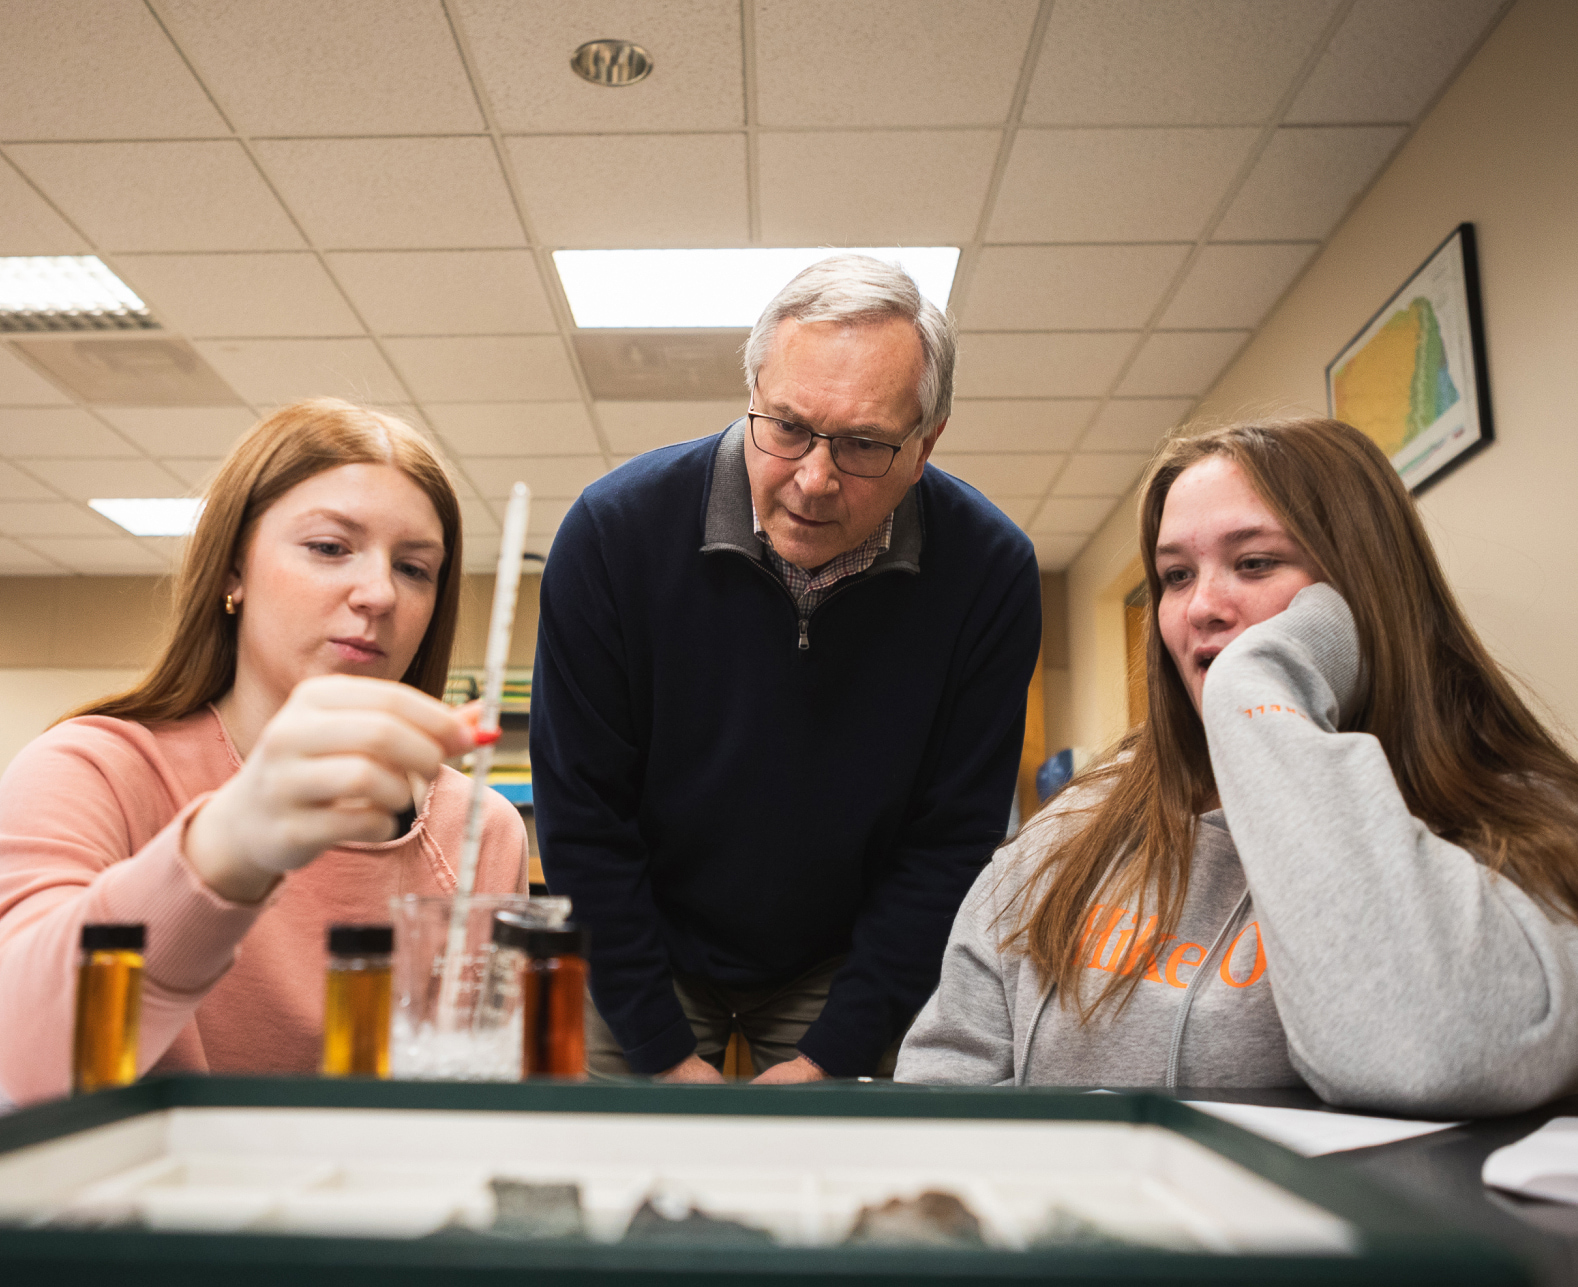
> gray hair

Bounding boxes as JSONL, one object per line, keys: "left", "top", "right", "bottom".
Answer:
{"left": 742, "top": 254, "right": 957, "bottom": 438}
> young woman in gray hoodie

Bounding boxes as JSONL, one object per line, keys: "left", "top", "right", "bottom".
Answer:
{"left": 897, "top": 417, "right": 1578, "bottom": 1116}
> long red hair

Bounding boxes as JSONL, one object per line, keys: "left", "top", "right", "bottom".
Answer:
{"left": 1007, "top": 417, "right": 1578, "bottom": 1017}
{"left": 73, "top": 398, "right": 463, "bottom": 723}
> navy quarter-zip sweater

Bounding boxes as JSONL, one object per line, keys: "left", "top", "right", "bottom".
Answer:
{"left": 531, "top": 422, "right": 1042, "bottom": 1076}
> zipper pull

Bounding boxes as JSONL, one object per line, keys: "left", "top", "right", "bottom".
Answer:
{"left": 798, "top": 619, "right": 809, "bottom": 651}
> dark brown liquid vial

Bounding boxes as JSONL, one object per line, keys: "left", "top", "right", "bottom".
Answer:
{"left": 522, "top": 953, "right": 587, "bottom": 1077}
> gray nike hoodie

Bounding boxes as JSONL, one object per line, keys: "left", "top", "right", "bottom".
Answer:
{"left": 896, "top": 583, "right": 1578, "bottom": 1116}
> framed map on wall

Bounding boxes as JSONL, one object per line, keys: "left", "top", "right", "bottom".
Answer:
{"left": 1326, "top": 223, "right": 1494, "bottom": 494}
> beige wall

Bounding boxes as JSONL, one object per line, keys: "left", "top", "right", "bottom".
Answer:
{"left": 1066, "top": 0, "right": 1578, "bottom": 752}
{"left": 1040, "top": 570, "right": 1072, "bottom": 756}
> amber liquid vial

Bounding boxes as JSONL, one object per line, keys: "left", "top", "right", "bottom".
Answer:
{"left": 72, "top": 924, "right": 145, "bottom": 1095}
{"left": 521, "top": 926, "right": 589, "bottom": 1077}
{"left": 321, "top": 924, "right": 393, "bottom": 1077}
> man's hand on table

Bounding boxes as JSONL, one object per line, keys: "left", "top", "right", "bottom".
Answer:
{"left": 751, "top": 1055, "right": 827, "bottom": 1084}
{"left": 657, "top": 1053, "right": 727, "bottom": 1083}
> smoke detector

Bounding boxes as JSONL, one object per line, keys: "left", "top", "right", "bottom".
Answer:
{"left": 570, "top": 39, "right": 653, "bottom": 87}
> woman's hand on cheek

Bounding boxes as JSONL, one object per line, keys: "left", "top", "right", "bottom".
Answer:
{"left": 185, "top": 675, "right": 474, "bottom": 904}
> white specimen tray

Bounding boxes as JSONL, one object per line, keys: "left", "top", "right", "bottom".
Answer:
{"left": 0, "top": 1104, "right": 1356, "bottom": 1254}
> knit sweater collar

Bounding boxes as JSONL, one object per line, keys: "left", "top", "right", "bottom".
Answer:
{"left": 700, "top": 419, "right": 923, "bottom": 575}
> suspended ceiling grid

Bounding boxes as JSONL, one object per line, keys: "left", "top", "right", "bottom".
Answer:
{"left": 0, "top": 0, "right": 1509, "bottom": 575}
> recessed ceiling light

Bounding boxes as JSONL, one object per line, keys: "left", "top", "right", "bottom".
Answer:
{"left": 570, "top": 39, "right": 653, "bottom": 87}
{"left": 0, "top": 256, "right": 155, "bottom": 333}
{"left": 553, "top": 247, "right": 961, "bottom": 329}
{"left": 90, "top": 497, "right": 204, "bottom": 537}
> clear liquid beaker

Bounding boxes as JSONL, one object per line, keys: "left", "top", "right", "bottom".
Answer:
{"left": 388, "top": 893, "right": 529, "bottom": 1080}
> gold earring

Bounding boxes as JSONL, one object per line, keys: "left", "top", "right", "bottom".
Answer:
{"left": 224, "top": 594, "right": 236, "bottom": 615}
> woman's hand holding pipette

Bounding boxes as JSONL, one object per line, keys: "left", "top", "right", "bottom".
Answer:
{"left": 186, "top": 675, "right": 475, "bottom": 902}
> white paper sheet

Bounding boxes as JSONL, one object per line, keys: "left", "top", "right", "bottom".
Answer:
{"left": 1184, "top": 1101, "right": 1464, "bottom": 1157}
{"left": 1483, "top": 1117, "right": 1578, "bottom": 1203}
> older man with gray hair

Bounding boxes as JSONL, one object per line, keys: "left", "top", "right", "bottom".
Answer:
{"left": 532, "top": 254, "right": 1041, "bottom": 1083}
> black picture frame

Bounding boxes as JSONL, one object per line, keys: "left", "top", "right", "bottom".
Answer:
{"left": 1326, "top": 223, "right": 1494, "bottom": 495}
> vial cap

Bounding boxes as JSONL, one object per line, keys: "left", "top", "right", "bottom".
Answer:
{"left": 492, "top": 909, "right": 534, "bottom": 951}
{"left": 81, "top": 923, "right": 144, "bottom": 951}
{"left": 526, "top": 925, "right": 586, "bottom": 958}
{"left": 327, "top": 924, "right": 393, "bottom": 956}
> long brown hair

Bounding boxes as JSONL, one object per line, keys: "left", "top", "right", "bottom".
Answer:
{"left": 1009, "top": 416, "right": 1578, "bottom": 1017}
{"left": 76, "top": 398, "right": 463, "bottom": 723}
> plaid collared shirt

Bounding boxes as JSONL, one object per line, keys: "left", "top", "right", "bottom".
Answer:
{"left": 752, "top": 504, "right": 894, "bottom": 615}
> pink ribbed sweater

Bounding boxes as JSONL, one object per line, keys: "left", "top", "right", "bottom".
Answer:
{"left": 0, "top": 707, "right": 524, "bottom": 1104}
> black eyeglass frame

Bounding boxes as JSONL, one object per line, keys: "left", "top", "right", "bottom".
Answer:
{"left": 745, "top": 405, "right": 927, "bottom": 479}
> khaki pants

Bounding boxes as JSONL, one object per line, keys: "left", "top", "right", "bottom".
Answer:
{"left": 584, "top": 956, "right": 903, "bottom": 1079}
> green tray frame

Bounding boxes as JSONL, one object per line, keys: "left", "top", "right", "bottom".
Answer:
{"left": 0, "top": 1077, "right": 1531, "bottom": 1286}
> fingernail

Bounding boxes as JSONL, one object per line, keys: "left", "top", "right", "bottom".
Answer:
{"left": 474, "top": 727, "right": 501, "bottom": 746}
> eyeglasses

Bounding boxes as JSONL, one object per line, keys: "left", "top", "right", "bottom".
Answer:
{"left": 746, "top": 407, "right": 925, "bottom": 479}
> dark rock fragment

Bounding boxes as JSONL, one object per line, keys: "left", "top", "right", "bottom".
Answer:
{"left": 844, "top": 1190, "right": 986, "bottom": 1248}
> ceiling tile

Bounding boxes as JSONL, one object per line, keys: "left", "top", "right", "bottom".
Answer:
{"left": 0, "top": 161, "right": 91, "bottom": 255}
{"left": 462, "top": 533, "right": 500, "bottom": 569}
{"left": 328, "top": 251, "right": 557, "bottom": 336}
{"left": 461, "top": 456, "right": 606, "bottom": 500}
{"left": 254, "top": 138, "right": 524, "bottom": 251}
{"left": 1214, "top": 127, "right": 1407, "bottom": 241}
{"left": 457, "top": 0, "right": 744, "bottom": 132}
{"left": 0, "top": 346, "right": 71, "bottom": 406}
{"left": 0, "top": 463, "right": 56, "bottom": 501}
{"left": 426, "top": 402, "right": 600, "bottom": 455}
{"left": 941, "top": 400, "right": 1095, "bottom": 453}
{"left": 0, "top": 409, "right": 139, "bottom": 458}
{"left": 755, "top": 0, "right": 1040, "bottom": 127}
{"left": 1287, "top": 0, "right": 1508, "bottom": 124}
{"left": 529, "top": 498, "right": 574, "bottom": 536}
{"left": 1024, "top": 0, "right": 1340, "bottom": 125}
{"left": 929, "top": 453, "right": 1064, "bottom": 497}
{"left": 988, "top": 497, "right": 1037, "bottom": 528}
{"left": 23, "top": 458, "right": 188, "bottom": 501}
{"left": 758, "top": 130, "right": 998, "bottom": 245}
{"left": 195, "top": 339, "right": 408, "bottom": 404}
{"left": 596, "top": 401, "right": 741, "bottom": 454}
{"left": 8, "top": 143, "right": 304, "bottom": 253}
{"left": 96, "top": 406, "right": 256, "bottom": 457}
{"left": 1033, "top": 534, "right": 1089, "bottom": 570}
{"left": 23, "top": 536, "right": 169, "bottom": 573}
{"left": 1032, "top": 497, "right": 1118, "bottom": 534}
{"left": 383, "top": 337, "right": 579, "bottom": 403}
{"left": 1051, "top": 452, "right": 1151, "bottom": 497}
{"left": 457, "top": 498, "right": 499, "bottom": 538}
{"left": 0, "top": 537, "right": 60, "bottom": 573}
{"left": 468, "top": 533, "right": 564, "bottom": 569}
{"left": 0, "top": 0, "right": 228, "bottom": 139}
{"left": 0, "top": 501, "right": 118, "bottom": 537}
{"left": 954, "top": 333, "right": 1138, "bottom": 399}
{"left": 362, "top": 403, "right": 433, "bottom": 435}
{"left": 159, "top": 458, "right": 224, "bottom": 488}
{"left": 988, "top": 128, "right": 1259, "bottom": 242}
{"left": 509, "top": 134, "right": 748, "bottom": 247}
{"left": 1080, "top": 398, "right": 1195, "bottom": 451}
{"left": 116, "top": 254, "right": 363, "bottom": 339}
{"left": 1115, "top": 331, "right": 1248, "bottom": 397}
{"left": 1158, "top": 243, "right": 1318, "bottom": 329}
{"left": 576, "top": 331, "right": 746, "bottom": 400}
{"left": 963, "top": 244, "right": 1190, "bottom": 330}
{"left": 161, "top": 0, "right": 484, "bottom": 135}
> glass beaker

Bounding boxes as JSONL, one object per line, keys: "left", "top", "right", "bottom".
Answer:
{"left": 388, "top": 893, "right": 529, "bottom": 1080}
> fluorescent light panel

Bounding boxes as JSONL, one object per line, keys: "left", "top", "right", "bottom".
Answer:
{"left": 90, "top": 498, "right": 204, "bottom": 537}
{"left": 0, "top": 256, "right": 154, "bottom": 332}
{"left": 554, "top": 247, "right": 960, "bottom": 328}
